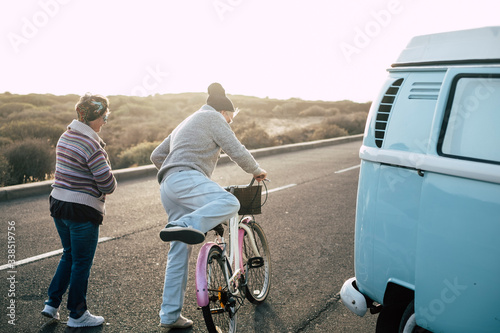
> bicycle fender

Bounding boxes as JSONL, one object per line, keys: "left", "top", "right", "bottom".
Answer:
{"left": 195, "top": 242, "right": 218, "bottom": 307}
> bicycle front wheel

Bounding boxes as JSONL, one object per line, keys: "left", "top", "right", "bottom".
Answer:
{"left": 201, "top": 245, "right": 237, "bottom": 333}
{"left": 243, "top": 221, "right": 271, "bottom": 304}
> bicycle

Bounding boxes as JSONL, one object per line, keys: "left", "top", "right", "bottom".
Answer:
{"left": 195, "top": 178, "right": 271, "bottom": 333}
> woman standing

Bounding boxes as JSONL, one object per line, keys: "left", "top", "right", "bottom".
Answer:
{"left": 151, "top": 83, "right": 267, "bottom": 329}
{"left": 41, "top": 93, "right": 117, "bottom": 328}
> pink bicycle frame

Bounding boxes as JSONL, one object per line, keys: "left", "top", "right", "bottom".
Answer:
{"left": 195, "top": 217, "right": 252, "bottom": 307}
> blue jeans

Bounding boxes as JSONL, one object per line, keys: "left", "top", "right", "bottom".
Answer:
{"left": 46, "top": 218, "right": 99, "bottom": 319}
{"left": 159, "top": 170, "right": 240, "bottom": 324}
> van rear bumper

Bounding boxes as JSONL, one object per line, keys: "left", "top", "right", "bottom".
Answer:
{"left": 340, "top": 277, "right": 368, "bottom": 317}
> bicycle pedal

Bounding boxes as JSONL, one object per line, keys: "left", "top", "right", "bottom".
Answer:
{"left": 248, "top": 256, "right": 264, "bottom": 268}
{"left": 212, "top": 224, "right": 224, "bottom": 237}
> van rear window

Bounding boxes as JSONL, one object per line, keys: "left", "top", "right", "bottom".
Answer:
{"left": 439, "top": 75, "right": 500, "bottom": 164}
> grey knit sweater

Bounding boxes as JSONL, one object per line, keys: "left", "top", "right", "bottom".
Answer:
{"left": 151, "top": 105, "right": 263, "bottom": 183}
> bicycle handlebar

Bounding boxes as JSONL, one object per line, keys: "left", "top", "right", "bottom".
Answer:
{"left": 225, "top": 178, "right": 269, "bottom": 192}
{"left": 250, "top": 177, "right": 269, "bottom": 186}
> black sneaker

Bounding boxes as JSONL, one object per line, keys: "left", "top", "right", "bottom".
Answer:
{"left": 212, "top": 224, "right": 224, "bottom": 237}
{"left": 159, "top": 225, "right": 205, "bottom": 244}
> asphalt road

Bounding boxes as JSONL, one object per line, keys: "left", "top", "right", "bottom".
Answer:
{"left": 0, "top": 140, "right": 378, "bottom": 332}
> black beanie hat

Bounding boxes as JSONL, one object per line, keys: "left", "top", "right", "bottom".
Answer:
{"left": 206, "top": 83, "right": 234, "bottom": 112}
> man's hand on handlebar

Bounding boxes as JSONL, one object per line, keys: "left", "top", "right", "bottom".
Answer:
{"left": 254, "top": 169, "right": 268, "bottom": 182}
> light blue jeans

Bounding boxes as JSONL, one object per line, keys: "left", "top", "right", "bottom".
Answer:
{"left": 159, "top": 170, "right": 240, "bottom": 324}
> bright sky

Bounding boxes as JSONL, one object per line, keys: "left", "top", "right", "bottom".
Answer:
{"left": 1, "top": 0, "right": 499, "bottom": 103}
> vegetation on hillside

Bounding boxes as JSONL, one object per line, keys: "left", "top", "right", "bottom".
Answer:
{"left": 0, "top": 92, "right": 370, "bottom": 186}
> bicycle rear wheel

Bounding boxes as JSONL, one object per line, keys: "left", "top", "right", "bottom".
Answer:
{"left": 243, "top": 221, "right": 271, "bottom": 304}
{"left": 201, "top": 245, "right": 237, "bottom": 333}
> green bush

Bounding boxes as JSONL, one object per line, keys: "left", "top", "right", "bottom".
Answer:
{"left": 325, "top": 112, "right": 367, "bottom": 134}
{"left": 1, "top": 120, "right": 64, "bottom": 145}
{"left": 0, "top": 137, "right": 13, "bottom": 147}
{"left": 0, "top": 102, "right": 35, "bottom": 117}
{"left": 233, "top": 122, "right": 277, "bottom": 149}
{"left": 275, "top": 128, "right": 315, "bottom": 145}
{"left": 12, "top": 94, "right": 57, "bottom": 107}
{"left": 0, "top": 154, "right": 13, "bottom": 187}
{"left": 310, "top": 124, "right": 348, "bottom": 140}
{"left": 3, "top": 138, "right": 54, "bottom": 184}
{"left": 0, "top": 92, "right": 372, "bottom": 186}
{"left": 114, "top": 103, "right": 155, "bottom": 117}
{"left": 325, "top": 107, "right": 340, "bottom": 116}
{"left": 299, "top": 105, "right": 327, "bottom": 117}
{"left": 104, "top": 145, "right": 123, "bottom": 170}
{"left": 6, "top": 107, "right": 54, "bottom": 122}
{"left": 116, "top": 141, "right": 160, "bottom": 168}
{"left": 239, "top": 128, "right": 276, "bottom": 149}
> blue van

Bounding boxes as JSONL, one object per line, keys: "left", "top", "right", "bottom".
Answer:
{"left": 340, "top": 26, "right": 500, "bottom": 333}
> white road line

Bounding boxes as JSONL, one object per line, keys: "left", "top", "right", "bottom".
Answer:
{"left": 266, "top": 183, "right": 297, "bottom": 194}
{"left": 0, "top": 236, "right": 114, "bottom": 271}
{"left": 3, "top": 184, "right": 300, "bottom": 271}
{"left": 335, "top": 164, "right": 360, "bottom": 174}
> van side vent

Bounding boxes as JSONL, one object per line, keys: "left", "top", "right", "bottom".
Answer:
{"left": 375, "top": 78, "right": 403, "bottom": 148}
{"left": 408, "top": 82, "right": 441, "bottom": 100}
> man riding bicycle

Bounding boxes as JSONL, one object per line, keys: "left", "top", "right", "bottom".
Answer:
{"left": 150, "top": 82, "right": 267, "bottom": 330}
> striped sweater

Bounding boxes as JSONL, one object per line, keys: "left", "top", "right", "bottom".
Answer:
{"left": 50, "top": 120, "right": 117, "bottom": 214}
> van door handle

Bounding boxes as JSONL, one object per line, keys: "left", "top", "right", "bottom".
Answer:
{"left": 417, "top": 169, "right": 425, "bottom": 177}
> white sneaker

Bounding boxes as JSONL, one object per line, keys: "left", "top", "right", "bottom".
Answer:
{"left": 159, "top": 314, "right": 193, "bottom": 328}
{"left": 67, "top": 310, "right": 104, "bottom": 328}
{"left": 41, "top": 304, "right": 60, "bottom": 320}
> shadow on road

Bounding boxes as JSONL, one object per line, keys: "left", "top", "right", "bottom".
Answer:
{"left": 38, "top": 319, "right": 105, "bottom": 333}
{"left": 254, "top": 302, "right": 289, "bottom": 332}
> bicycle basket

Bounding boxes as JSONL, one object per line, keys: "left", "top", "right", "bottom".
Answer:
{"left": 232, "top": 185, "right": 262, "bottom": 215}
